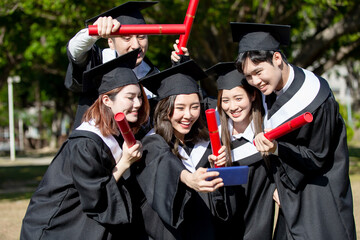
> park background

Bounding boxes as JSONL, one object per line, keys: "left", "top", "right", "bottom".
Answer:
{"left": 0, "top": 0, "right": 359, "bottom": 239}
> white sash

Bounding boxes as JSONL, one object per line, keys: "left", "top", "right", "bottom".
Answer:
{"left": 264, "top": 68, "right": 320, "bottom": 129}
{"left": 179, "top": 141, "right": 209, "bottom": 173}
{"left": 228, "top": 119, "right": 258, "bottom": 162}
{"left": 76, "top": 120, "right": 122, "bottom": 163}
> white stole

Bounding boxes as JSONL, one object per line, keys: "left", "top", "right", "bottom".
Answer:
{"left": 76, "top": 120, "right": 122, "bottom": 163}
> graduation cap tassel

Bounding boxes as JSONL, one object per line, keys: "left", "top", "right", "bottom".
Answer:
{"left": 177, "top": 0, "right": 200, "bottom": 55}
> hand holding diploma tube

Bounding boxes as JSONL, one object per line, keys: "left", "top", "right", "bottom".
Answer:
{"left": 114, "top": 112, "right": 136, "bottom": 147}
{"left": 254, "top": 112, "right": 313, "bottom": 145}
{"left": 205, "top": 109, "right": 222, "bottom": 168}
{"left": 177, "top": 0, "right": 200, "bottom": 55}
{"left": 88, "top": 24, "right": 186, "bottom": 36}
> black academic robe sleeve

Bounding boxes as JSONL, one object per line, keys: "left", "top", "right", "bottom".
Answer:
{"left": 272, "top": 95, "right": 356, "bottom": 240}
{"left": 20, "top": 132, "right": 139, "bottom": 240}
{"left": 137, "top": 134, "right": 190, "bottom": 228}
{"left": 64, "top": 44, "right": 102, "bottom": 93}
{"left": 276, "top": 94, "right": 341, "bottom": 190}
{"left": 136, "top": 134, "right": 235, "bottom": 240}
{"left": 70, "top": 137, "right": 132, "bottom": 225}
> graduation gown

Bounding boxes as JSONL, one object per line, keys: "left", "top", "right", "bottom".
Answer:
{"left": 64, "top": 44, "right": 158, "bottom": 129}
{"left": 20, "top": 122, "right": 148, "bottom": 240}
{"left": 135, "top": 133, "right": 230, "bottom": 240}
{"left": 265, "top": 65, "right": 356, "bottom": 240}
{"left": 223, "top": 120, "right": 275, "bottom": 240}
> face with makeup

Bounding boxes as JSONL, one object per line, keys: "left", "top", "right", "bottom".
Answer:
{"left": 103, "top": 84, "right": 143, "bottom": 123}
{"left": 169, "top": 93, "right": 201, "bottom": 142}
{"left": 221, "top": 86, "right": 253, "bottom": 131}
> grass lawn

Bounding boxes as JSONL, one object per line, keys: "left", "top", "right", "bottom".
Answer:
{"left": 0, "top": 165, "right": 48, "bottom": 200}
{"left": 0, "top": 145, "right": 359, "bottom": 240}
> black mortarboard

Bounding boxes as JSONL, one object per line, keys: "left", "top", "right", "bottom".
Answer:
{"left": 83, "top": 48, "right": 140, "bottom": 94}
{"left": 205, "top": 62, "right": 245, "bottom": 90}
{"left": 85, "top": 1, "right": 158, "bottom": 26}
{"left": 230, "top": 22, "right": 291, "bottom": 53}
{"left": 140, "top": 60, "right": 207, "bottom": 100}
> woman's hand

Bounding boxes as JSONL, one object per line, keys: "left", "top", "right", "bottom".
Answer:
{"left": 171, "top": 39, "right": 190, "bottom": 63}
{"left": 113, "top": 140, "right": 142, "bottom": 181}
{"left": 121, "top": 140, "right": 143, "bottom": 167}
{"left": 208, "top": 146, "right": 227, "bottom": 167}
{"left": 93, "top": 16, "right": 121, "bottom": 38}
{"left": 180, "top": 167, "right": 224, "bottom": 192}
{"left": 253, "top": 130, "right": 277, "bottom": 156}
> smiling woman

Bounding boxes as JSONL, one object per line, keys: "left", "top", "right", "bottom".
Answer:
{"left": 20, "top": 49, "right": 150, "bottom": 240}
{"left": 169, "top": 93, "right": 201, "bottom": 143}
{"left": 135, "top": 60, "right": 231, "bottom": 239}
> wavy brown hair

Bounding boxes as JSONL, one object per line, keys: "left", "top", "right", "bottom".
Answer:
{"left": 82, "top": 84, "right": 149, "bottom": 137}
{"left": 154, "top": 94, "right": 209, "bottom": 160}
{"left": 217, "top": 78, "right": 264, "bottom": 166}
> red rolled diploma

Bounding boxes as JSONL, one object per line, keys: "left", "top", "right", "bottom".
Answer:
{"left": 261, "top": 112, "right": 313, "bottom": 142}
{"left": 205, "top": 109, "right": 222, "bottom": 168}
{"left": 88, "top": 24, "right": 186, "bottom": 36}
{"left": 114, "top": 112, "right": 136, "bottom": 147}
{"left": 177, "top": 0, "right": 200, "bottom": 55}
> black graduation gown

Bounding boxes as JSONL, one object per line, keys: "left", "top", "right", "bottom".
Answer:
{"left": 229, "top": 135, "right": 275, "bottom": 240}
{"left": 266, "top": 66, "right": 356, "bottom": 240}
{"left": 64, "top": 44, "right": 158, "bottom": 129}
{"left": 135, "top": 134, "right": 230, "bottom": 240}
{"left": 20, "top": 129, "right": 148, "bottom": 240}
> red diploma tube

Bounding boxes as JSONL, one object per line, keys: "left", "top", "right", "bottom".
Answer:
{"left": 88, "top": 24, "right": 186, "bottom": 36}
{"left": 205, "top": 109, "right": 222, "bottom": 168}
{"left": 114, "top": 112, "right": 136, "bottom": 147}
{"left": 177, "top": 0, "right": 200, "bottom": 55}
{"left": 262, "top": 112, "right": 313, "bottom": 142}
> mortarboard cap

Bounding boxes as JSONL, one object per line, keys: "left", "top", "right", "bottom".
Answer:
{"left": 205, "top": 62, "right": 245, "bottom": 90}
{"left": 83, "top": 48, "right": 140, "bottom": 95}
{"left": 230, "top": 22, "right": 291, "bottom": 53}
{"left": 140, "top": 60, "right": 207, "bottom": 100}
{"left": 85, "top": 1, "right": 158, "bottom": 26}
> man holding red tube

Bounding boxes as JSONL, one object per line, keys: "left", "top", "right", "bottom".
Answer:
{"left": 232, "top": 22, "right": 356, "bottom": 240}
{"left": 65, "top": 1, "right": 189, "bottom": 129}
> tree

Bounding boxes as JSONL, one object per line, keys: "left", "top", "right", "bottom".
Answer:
{"left": 1, "top": 0, "right": 359, "bottom": 148}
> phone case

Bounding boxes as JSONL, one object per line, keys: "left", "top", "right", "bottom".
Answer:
{"left": 207, "top": 166, "right": 249, "bottom": 186}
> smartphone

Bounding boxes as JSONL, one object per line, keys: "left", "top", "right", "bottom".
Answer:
{"left": 207, "top": 166, "right": 249, "bottom": 186}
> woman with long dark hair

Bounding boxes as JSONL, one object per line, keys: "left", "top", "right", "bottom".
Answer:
{"left": 136, "top": 60, "right": 229, "bottom": 240}
{"left": 206, "top": 62, "right": 275, "bottom": 240}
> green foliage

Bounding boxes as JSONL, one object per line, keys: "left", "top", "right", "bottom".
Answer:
{"left": 339, "top": 102, "right": 354, "bottom": 141}
{"left": 0, "top": 0, "right": 359, "bottom": 144}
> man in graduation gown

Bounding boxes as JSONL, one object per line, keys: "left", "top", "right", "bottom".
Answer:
{"left": 65, "top": 1, "right": 188, "bottom": 128}
{"left": 232, "top": 22, "right": 356, "bottom": 240}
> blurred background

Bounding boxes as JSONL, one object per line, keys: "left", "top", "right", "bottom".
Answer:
{"left": 1, "top": 0, "right": 360, "bottom": 152}
{"left": 0, "top": 0, "right": 359, "bottom": 239}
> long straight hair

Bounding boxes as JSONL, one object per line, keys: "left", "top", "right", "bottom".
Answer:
{"left": 217, "top": 79, "right": 264, "bottom": 165}
{"left": 154, "top": 93, "right": 209, "bottom": 160}
{"left": 82, "top": 84, "right": 149, "bottom": 137}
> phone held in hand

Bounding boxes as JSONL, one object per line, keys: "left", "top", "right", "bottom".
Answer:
{"left": 207, "top": 166, "right": 249, "bottom": 186}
